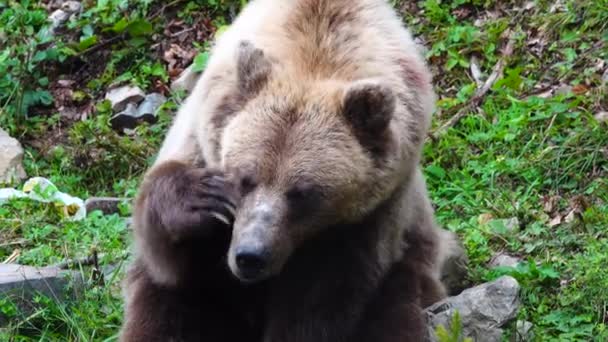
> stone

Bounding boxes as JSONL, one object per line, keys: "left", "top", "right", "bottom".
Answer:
{"left": 426, "top": 276, "right": 521, "bottom": 342}
{"left": 61, "top": 0, "right": 81, "bottom": 13}
{"left": 84, "top": 197, "right": 129, "bottom": 215}
{"left": 0, "top": 264, "right": 82, "bottom": 326}
{"left": 48, "top": 1, "right": 81, "bottom": 32}
{"left": 489, "top": 253, "right": 521, "bottom": 268}
{"left": 136, "top": 93, "right": 166, "bottom": 118}
{"left": 515, "top": 320, "right": 534, "bottom": 342}
{"left": 439, "top": 230, "right": 469, "bottom": 295}
{"left": 109, "top": 92, "right": 164, "bottom": 130}
{"left": 595, "top": 111, "right": 608, "bottom": 123}
{"left": 105, "top": 86, "right": 145, "bottom": 112}
{"left": 0, "top": 128, "right": 27, "bottom": 184}
{"left": 49, "top": 9, "right": 71, "bottom": 30}
{"left": 171, "top": 65, "right": 201, "bottom": 93}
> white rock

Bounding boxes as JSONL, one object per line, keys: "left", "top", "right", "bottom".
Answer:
{"left": 105, "top": 86, "right": 146, "bottom": 112}
{"left": 49, "top": 9, "right": 71, "bottom": 30}
{"left": 595, "top": 111, "right": 608, "bottom": 123}
{"left": 489, "top": 253, "right": 521, "bottom": 268}
{"left": 48, "top": 1, "right": 81, "bottom": 32}
{"left": 0, "top": 128, "right": 27, "bottom": 184}
{"left": 61, "top": 0, "right": 81, "bottom": 13}
{"left": 171, "top": 65, "right": 201, "bottom": 94}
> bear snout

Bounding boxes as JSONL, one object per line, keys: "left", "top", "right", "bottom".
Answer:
{"left": 234, "top": 245, "right": 270, "bottom": 281}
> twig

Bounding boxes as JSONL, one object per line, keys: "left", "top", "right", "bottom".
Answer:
{"left": 429, "top": 32, "right": 517, "bottom": 140}
{"left": 0, "top": 239, "right": 28, "bottom": 248}
{"left": 52, "top": 253, "right": 106, "bottom": 269}
{"left": 2, "top": 249, "right": 21, "bottom": 264}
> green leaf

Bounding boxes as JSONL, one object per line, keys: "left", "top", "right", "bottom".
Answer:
{"left": 192, "top": 51, "right": 210, "bottom": 72}
{"left": 126, "top": 19, "right": 153, "bottom": 37}
{"left": 426, "top": 165, "right": 447, "bottom": 179}
{"left": 110, "top": 18, "right": 129, "bottom": 33}
{"left": 78, "top": 35, "right": 98, "bottom": 51}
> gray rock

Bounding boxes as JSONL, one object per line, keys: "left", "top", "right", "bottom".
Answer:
{"left": 426, "top": 276, "right": 521, "bottom": 342}
{"left": 136, "top": 93, "right": 166, "bottom": 118}
{"left": 0, "top": 128, "right": 27, "bottom": 184}
{"left": 109, "top": 93, "right": 165, "bottom": 130}
{"left": 105, "top": 86, "right": 145, "bottom": 112}
{"left": 171, "top": 65, "right": 201, "bottom": 93}
{"left": 85, "top": 197, "right": 129, "bottom": 215}
{"left": 439, "top": 230, "right": 469, "bottom": 295}
{"left": 515, "top": 320, "right": 534, "bottom": 342}
{"left": 61, "top": 0, "right": 81, "bottom": 13}
{"left": 489, "top": 253, "right": 521, "bottom": 268}
{"left": 48, "top": 1, "right": 81, "bottom": 32}
{"left": 49, "top": 9, "right": 71, "bottom": 30}
{"left": 0, "top": 264, "right": 82, "bottom": 326}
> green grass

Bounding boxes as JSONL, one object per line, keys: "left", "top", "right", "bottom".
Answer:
{"left": 0, "top": 0, "right": 607, "bottom": 340}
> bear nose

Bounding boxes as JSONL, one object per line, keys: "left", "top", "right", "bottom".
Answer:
{"left": 235, "top": 247, "right": 269, "bottom": 280}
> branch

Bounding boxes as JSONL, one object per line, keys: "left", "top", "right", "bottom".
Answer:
{"left": 429, "top": 32, "right": 516, "bottom": 141}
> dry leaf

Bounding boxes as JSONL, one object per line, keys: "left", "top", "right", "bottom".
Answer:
{"left": 549, "top": 215, "right": 562, "bottom": 227}
{"left": 478, "top": 213, "right": 494, "bottom": 225}
{"left": 572, "top": 84, "right": 589, "bottom": 95}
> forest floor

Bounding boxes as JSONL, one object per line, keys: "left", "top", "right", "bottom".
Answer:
{"left": 0, "top": 0, "right": 606, "bottom": 341}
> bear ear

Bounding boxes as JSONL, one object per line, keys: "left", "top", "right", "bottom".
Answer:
{"left": 342, "top": 80, "right": 396, "bottom": 136}
{"left": 236, "top": 40, "right": 272, "bottom": 95}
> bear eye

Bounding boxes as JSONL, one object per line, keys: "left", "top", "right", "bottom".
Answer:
{"left": 240, "top": 175, "right": 258, "bottom": 195}
{"left": 286, "top": 183, "right": 322, "bottom": 203}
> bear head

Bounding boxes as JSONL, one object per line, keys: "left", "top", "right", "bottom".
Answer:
{"left": 221, "top": 41, "right": 403, "bottom": 283}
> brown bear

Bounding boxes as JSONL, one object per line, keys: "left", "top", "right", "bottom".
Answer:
{"left": 119, "top": 0, "right": 460, "bottom": 341}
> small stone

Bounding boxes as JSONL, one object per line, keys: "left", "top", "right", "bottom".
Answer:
{"left": 105, "top": 86, "right": 145, "bottom": 112}
{"left": 426, "top": 276, "right": 521, "bottom": 342}
{"left": 109, "top": 92, "right": 165, "bottom": 130}
{"left": 595, "top": 111, "right": 608, "bottom": 123}
{"left": 136, "top": 93, "right": 167, "bottom": 118}
{"left": 171, "top": 65, "right": 201, "bottom": 93}
{"left": 489, "top": 253, "right": 521, "bottom": 268}
{"left": 515, "top": 320, "right": 534, "bottom": 342}
{"left": 61, "top": 0, "right": 81, "bottom": 13}
{"left": 49, "top": 9, "right": 71, "bottom": 30}
{"left": 48, "top": 1, "right": 81, "bottom": 32}
{"left": 85, "top": 197, "right": 129, "bottom": 215}
{"left": 0, "top": 128, "right": 27, "bottom": 184}
{"left": 0, "top": 264, "right": 82, "bottom": 326}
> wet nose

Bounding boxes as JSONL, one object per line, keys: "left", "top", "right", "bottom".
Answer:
{"left": 235, "top": 247, "right": 269, "bottom": 280}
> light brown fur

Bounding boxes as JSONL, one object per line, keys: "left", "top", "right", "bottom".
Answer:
{"left": 121, "top": 1, "right": 461, "bottom": 341}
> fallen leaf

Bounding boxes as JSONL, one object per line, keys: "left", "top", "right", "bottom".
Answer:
{"left": 549, "top": 215, "right": 562, "bottom": 227}
{"left": 572, "top": 84, "right": 589, "bottom": 95}
{"left": 478, "top": 213, "right": 494, "bottom": 225}
{"left": 542, "top": 195, "right": 560, "bottom": 213}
